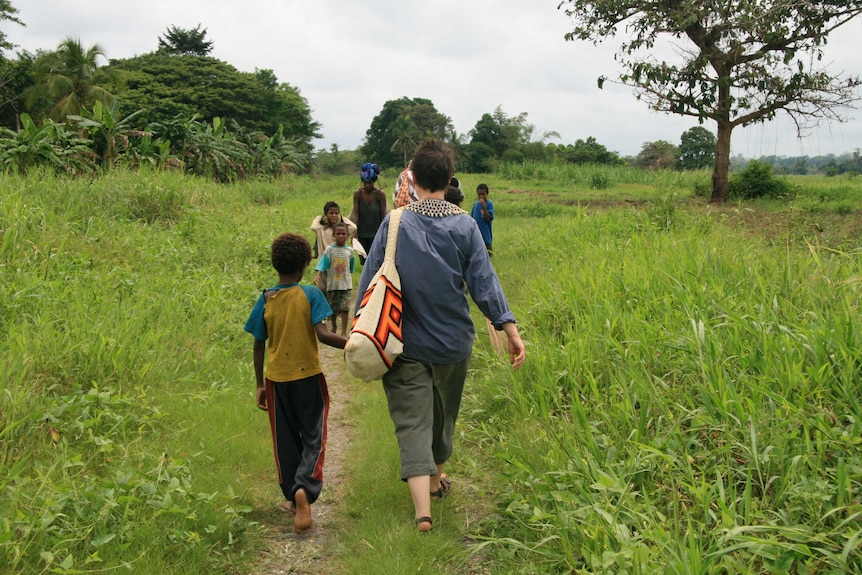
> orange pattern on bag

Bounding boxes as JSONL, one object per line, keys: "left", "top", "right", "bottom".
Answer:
{"left": 351, "top": 275, "right": 403, "bottom": 364}
{"left": 394, "top": 170, "right": 412, "bottom": 208}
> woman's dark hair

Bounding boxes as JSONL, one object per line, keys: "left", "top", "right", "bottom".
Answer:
{"left": 271, "top": 233, "right": 311, "bottom": 276}
{"left": 411, "top": 138, "right": 455, "bottom": 193}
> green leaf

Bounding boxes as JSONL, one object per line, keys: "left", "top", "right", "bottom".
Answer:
{"left": 91, "top": 533, "right": 116, "bottom": 547}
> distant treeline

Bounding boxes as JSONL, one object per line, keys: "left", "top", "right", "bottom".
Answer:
{"left": 733, "top": 151, "right": 862, "bottom": 176}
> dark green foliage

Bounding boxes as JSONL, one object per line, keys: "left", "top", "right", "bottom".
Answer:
{"left": 460, "top": 141, "right": 495, "bottom": 173}
{"left": 157, "top": 24, "right": 214, "bottom": 56}
{"left": 549, "top": 137, "right": 623, "bottom": 165}
{"left": 0, "top": 109, "right": 306, "bottom": 180}
{"left": 678, "top": 126, "right": 715, "bottom": 170}
{"left": 468, "top": 106, "right": 535, "bottom": 163}
{"left": 0, "top": 112, "right": 95, "bottom": 175}
{"left": 729, "top": 159, "right": 795, "bottom": 199}
{"left": 0, "top": 50, "right": 39, "bottom": 129}
{"left": 25, "top": 38, "right": 113, "bottom": 122}
{"left": 100, "top": 53, "right": 319, "bottom": 152}
{"left": 360, "top": 97, "right": 453, "bottom": 169}
{"left": 637, "top": 139, "right": 678, "bottom": 170}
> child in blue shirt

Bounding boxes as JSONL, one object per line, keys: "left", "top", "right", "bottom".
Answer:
{"left": 244, "top": 232, "right": 346, "bottom": 534}
{"left": 470, "top": 183, "right": 493, "bottom": 254}
{"left": 314, "top": 222, "right": 355, "bottom": 336}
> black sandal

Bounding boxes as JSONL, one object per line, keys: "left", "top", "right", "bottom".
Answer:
{"left": 416, "top": 516, "right": 433, "bottom": 532}
{"left": 430, "top": 475, "right": 451, "bottom": 501}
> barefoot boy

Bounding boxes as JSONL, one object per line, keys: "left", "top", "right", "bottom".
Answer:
{"left": 244, "top": 232, "right": 347, "bottom": 534}
{"left": 314, "top": 222, "right": 355, "bottom": 337}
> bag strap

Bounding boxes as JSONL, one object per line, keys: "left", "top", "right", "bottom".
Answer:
{"left": 384, "top": 209, "right": 403, "bottom": 262}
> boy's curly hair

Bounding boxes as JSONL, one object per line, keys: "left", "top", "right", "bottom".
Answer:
{"left": 271, "top": 233, "right": 311, "bottom": 276}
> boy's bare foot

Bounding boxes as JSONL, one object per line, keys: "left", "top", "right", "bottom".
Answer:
{"left": 293, "top": 488, "right": 312, "bottom": 534}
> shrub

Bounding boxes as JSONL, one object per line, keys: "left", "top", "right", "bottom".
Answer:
{"left": 729, "top": 160, "right": 795, "bottom": 199}
{"left": 589, "top": 172, "right": 610, "bottom": 190}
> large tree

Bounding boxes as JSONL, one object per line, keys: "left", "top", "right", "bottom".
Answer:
{"left": 558, "top": 0, "right": 862, "bottom": 202}
{"left": 157, "top": 24, "right": 214, "bottom": 56}
{"left": 637, "top": 139, "right": 678, "bottom": 170}
{"left": 678, "top": 126, "right": 716, "bottom": 170}
{"left": 554, "top": 136, "right": 623, "bottom": 165}
{"left": 101, "top": 54, "right": 319, "bottom": 151}
{"left": 24, "top": 38, "right": 113, "bottom": 122}
{"left": 469, "top": 105, "right": 535, "bottom": 159}
{"left": 361, "top": 97, "right": 452, "bottom": 168}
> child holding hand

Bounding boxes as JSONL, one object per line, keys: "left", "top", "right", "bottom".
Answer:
{"left": 244, "top": 232, "right": 346, "bottom": 534}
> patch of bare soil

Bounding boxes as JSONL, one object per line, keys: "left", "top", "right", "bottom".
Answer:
{"left": 249, "top": 346, "right": 352, "bottom": 575}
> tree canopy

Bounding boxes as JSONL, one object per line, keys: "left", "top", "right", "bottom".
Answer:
{"left": 678, "top": 126, "right": 716, "bottom": 170}
{"left": 100, "top": 53, "right": 320, "bottom": 151}
{"left": 558, "top": 0, "right": 862, "bottom": 202}
{"left": 360, "top": 97, "right": 452, "bottom": 168}
{"left": 637, "top": 139, "right": 678, "bottom": 170}
{"left": 157, "top": 24, "right": 214, "bottom": 56}
{"left": 553, "top": 136, "right": 623, "bottom": 165}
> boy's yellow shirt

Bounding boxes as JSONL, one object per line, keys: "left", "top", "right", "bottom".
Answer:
{"left": 263, "top": 287, "right": 322, "bottom": 382}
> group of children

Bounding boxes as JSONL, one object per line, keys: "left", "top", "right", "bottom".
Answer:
{"left": 243, "top": 165, "right": 496, "bottom": 535}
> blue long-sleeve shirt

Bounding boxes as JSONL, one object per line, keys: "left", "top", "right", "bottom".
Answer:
{"left": 355, "top": 201, "right": 515, "bottom": 364}
{"left": 470, "top": 199, "right": 494, "bottom": 245}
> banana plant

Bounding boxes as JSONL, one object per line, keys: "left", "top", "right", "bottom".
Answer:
{"left": 68, "top": 100, "right": 147, "bottom": 169}
{"left": 0, "top": 113, "right": 94, "bottom": 175}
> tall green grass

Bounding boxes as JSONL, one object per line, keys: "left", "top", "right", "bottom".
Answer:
{"left": 0, "top": 169, "right": 332, "bottom": 574}
{"left": 464, "top": 198, "right": 862, "bottom": 574}
{"left": 3, "top": 166, "right": 861, "bottom": 574}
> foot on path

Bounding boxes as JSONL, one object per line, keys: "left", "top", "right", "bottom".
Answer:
{"left": 293, "top": 488, "right": 312, "bottom": 534}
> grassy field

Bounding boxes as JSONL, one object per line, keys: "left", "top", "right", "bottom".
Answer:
{"left": 2, "top": 165, "right": 861, "bottom": 574}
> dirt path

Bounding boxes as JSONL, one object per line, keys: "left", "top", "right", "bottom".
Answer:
{"left": 250, "top": 345, "right": 352, "bottom": 575}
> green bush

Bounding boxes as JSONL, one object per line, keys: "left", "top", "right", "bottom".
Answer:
{"left": 692, "top": 179, "right": 712, "bottom": 197}
{"left": 729, "top": 160, "right": 795, "bottom": 199}
{"left": 589, "top": 172, "right": 610, "bottom": 190}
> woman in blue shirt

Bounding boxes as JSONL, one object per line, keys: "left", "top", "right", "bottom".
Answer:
{"left": 356, "top": 139, "right": 525, "bottom": 532}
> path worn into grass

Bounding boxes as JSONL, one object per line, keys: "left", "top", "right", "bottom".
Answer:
{"left": 251, "top": 345, "right": 352, "bottom": 575}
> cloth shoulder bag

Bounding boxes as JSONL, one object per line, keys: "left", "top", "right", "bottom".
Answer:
{"left": 344, "top": 209, "right": 404, "bottom": 381}
{"left": 394, "top": 170, "right": 413, "bottom": 208}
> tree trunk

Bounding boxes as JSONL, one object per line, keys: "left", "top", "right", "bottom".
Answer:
{"left": 710, "top": 120, "right": 732, "bottom": 203}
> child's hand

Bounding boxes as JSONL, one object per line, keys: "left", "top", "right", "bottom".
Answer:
{"left": 256, "top": 386, "right": 268, "bottom": 411}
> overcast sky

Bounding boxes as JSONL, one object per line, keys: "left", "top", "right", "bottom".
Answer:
{"left": 5, "top": 1, "right": 862, "bottom": 158}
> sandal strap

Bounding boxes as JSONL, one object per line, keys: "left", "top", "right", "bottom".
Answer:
{"left": 416, "top": 516, "right": 433, "bottom": 532}
{"left": 431, "top": 475, "right": 452, "bottom": 500}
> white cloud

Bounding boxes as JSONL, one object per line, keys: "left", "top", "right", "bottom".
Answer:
{"left": 5, "top": 0, "right": 861, "bottom": 157}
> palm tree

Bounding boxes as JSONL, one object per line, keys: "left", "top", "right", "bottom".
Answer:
{"left": 25, "top": 38, "right": 113, "bottom": 122}
{"left": 389, "top": 116, "right": 421, "bottom": 167}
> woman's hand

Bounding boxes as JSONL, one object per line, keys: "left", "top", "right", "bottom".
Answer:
{"left": 502, "top": 323, "right": 526, "bottom": 370}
